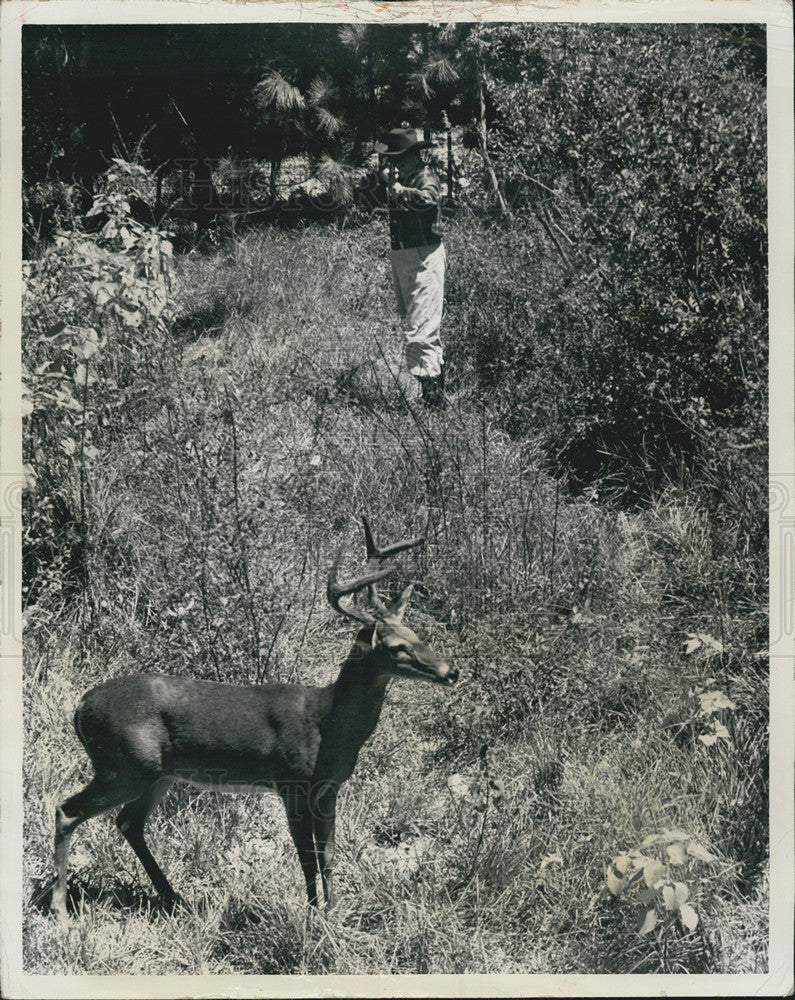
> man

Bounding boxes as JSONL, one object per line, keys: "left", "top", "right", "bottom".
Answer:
{"left": 374, "top": 127, "right": 446, "bottom": 409}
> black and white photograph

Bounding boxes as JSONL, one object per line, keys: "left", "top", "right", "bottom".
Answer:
{"left": 0, "top": 1, "right": 792, "bottom": 996}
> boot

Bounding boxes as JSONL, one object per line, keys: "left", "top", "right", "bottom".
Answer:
{"left": 418, "top": 373, "right": 446, "bottom": 410}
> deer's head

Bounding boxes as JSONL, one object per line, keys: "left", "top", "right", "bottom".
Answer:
{"left": 328, "top": 518, "right": 458, "bottom": 687}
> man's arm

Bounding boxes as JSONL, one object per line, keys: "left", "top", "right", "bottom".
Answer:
{"left": 391, "top": 169, "right": 441, "bottom": 210}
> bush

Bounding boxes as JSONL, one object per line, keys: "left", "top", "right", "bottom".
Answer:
{"left": 22, "top": 159, "right": 175, "bottom": 607}
{"left": 459, "top": 24, "right": 767, "bottom": 498}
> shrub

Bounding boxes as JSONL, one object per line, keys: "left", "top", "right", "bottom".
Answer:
{"left": 22, "top": 159, "right": 174, "bottom": 607}
{"left": 458, "top": 24, "right": 767, "bottom": 498}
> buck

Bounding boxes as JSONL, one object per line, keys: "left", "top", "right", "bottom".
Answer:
{"left": 51, "top": 518, "right": 457, "bottom": 918}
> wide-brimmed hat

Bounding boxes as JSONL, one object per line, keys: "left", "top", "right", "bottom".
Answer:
{"left": 374, "top": 127, "right": 433, "bottom": 158}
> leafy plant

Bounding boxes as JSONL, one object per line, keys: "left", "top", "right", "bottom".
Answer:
{"left": 22, "top": 159, "right": 174, "bottom": 605}
{"left": 664, "top": 634, "right": 739, "bottom": 747}
{"left": 688, "top": 680, "right": 737, "bottom": 747}
{"left": 606, "top": 829, "right": 718, "bottom": 937}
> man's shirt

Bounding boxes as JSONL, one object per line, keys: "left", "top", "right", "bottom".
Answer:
{"left": 383, "top": 167, "right": 444, "bottom": 249}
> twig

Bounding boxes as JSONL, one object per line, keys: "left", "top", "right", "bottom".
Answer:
{"left": 463, "top": 753, "right": 492, "bottom": 889}
{"left": 534, "top": 202, "right": 572, "bottom": 269}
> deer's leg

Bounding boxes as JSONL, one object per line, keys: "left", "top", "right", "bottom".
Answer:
{"left": 115, "top": 777, "right": 178, "bottom": 907}
{"left": 312, "top": 786, "right": 338, "bottom": 910}
{"left": 281, "top": 789, "right": 319, "bottom": 906}
{"left": 53, "top": 777, "right": 137, "bottom": 918}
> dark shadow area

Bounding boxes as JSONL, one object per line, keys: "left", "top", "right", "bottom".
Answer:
{"left": 171, "top": 297, "right": 231, "bottom": 341}
{"left": 29, "top": 874, "right": 160, "bottom": 917}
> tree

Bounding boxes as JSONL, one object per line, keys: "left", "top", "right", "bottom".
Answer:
{"left": 478, "top": 23, "right": 767, "bottom": 491}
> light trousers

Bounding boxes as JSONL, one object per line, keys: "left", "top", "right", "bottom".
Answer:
{"left": 390, "top": 242, "right": 446, "bottom": 378}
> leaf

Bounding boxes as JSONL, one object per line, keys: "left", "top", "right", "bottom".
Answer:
{"left": 22, "top": 464, "right": 37, "bottom": 490}
{"left": 679, "top": 903, "right": 699, "bottom": 931}
{"left": 643, "top": 859, "right": 667, "bottom": 888}
{"left": 641, "top": 833, "right": 665, "bottom": 848}
{"left": 606, "top": 868, "right": 623, "bottom": 896}
{"left": 667, "top": 842, "right": 687, "bottom": 866}
{"left": 696, "top": 633, "right": 724, "bottom": 654}
{"left": 686, "top": 841, "right": 717, "bottom": 863}
{"left": 662, "top": 884, "right": 678, "bottom": 911}
{"left": 315, "top": 107, "right": 344, "bottom": 138}
{"left": 606, "top": 855, "right": 631, "bottom": 896}
{"left": 80, "top": 327, "right": 100, "bottom": 358}
{"left": 698, "top": 690, "right": 736, "bottom": 714}
{"left": 91, "top": 282, "right": 114, "bottom": 308}
{"left": 488, "top": 778, "right": 505, "bottom": 796}
{"left": 673, "top": 881, "right": 689, "bottom": 905}
{"left": 699, "top": 732, "right": 719, "bottom": 746}
{"left": 658, "top": 829, "right": 691, "bottom": 844}
{"left": 684, "top": 635, "right": 702, "bottom": 655}
{"left": 446, "top": 773, "right": 470, "bottom": 799}
{"left": 636, "top": 906, "right": 658, "bottom": 935}
{"left": 55, "top": 388, "right": 81, "bottom": 410}
{"left": 73, "top": 363, "right": 88, "bottom": 386}
{"left": 44, "top": 321, "right": 68, "bottom": 339}
{"left": 71, "top": 338, "right": 99, "bottom": 361}
{"left": 117, "top": 307, "right": 142, "bottom": 328}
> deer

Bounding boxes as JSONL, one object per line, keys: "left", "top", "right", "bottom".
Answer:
{"left": 51, "top": 518, "right": 457, "bottom": 918}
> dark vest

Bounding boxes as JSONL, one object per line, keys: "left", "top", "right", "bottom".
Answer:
{"left": 388, "top": 167, "right": 443, "bottom": 250}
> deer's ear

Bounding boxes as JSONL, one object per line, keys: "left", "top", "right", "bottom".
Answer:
{"left": 370, "top": 625, "right": 380, "bottom": 649}
{"left": 387, "top": 584, "right": 413, "bottom": 622}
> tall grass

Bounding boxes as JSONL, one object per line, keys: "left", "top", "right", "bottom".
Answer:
{"left": 23, "top": 217, "right": 768, "bottom": 975}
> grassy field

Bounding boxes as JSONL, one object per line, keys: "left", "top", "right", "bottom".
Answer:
{"left": 22, "top": 216, "right": 768, "bottom": 976}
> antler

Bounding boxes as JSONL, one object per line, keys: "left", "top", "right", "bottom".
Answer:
{"left": 361, "top": 515, "right": 424, "bottom": 568}
{"left": 327, "top": 517, "right": 424, "bottom": 626}
{"left": 327, "top": 549, "right": 393, "bottom": 626}
{"left": 361, "top": 515, "right": 423, "bottom": 616}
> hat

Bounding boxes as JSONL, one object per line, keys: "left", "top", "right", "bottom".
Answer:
{"left": 374, "top": 127, "right": 433, "bottom": 158}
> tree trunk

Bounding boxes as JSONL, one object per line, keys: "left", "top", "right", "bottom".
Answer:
{"left": 447, "top": 128, "right": 454, "bottom": 200}
{"left": 441, "top": 110, "right": 454, "bottom": 200}
{"left": 476, "top": 58, "right": 511, "bottom": 220}
{"left": 422, "top": 27, "right": 432, "bottom": 143}
{"left": 269, "top": 158, "right": 281, "bottom": 202}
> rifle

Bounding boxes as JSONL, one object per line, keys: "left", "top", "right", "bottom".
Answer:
{"left": 382, "top": 158, "right": 398, "bottom": 203}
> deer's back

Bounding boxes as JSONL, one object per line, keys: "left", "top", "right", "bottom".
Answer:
{"left": 75, "top": 673, "right": 332, "bottom": 789}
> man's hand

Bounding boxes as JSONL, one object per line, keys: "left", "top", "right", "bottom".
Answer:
{"left": 391, "top": 181, "right": 406, "bottom": 196}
